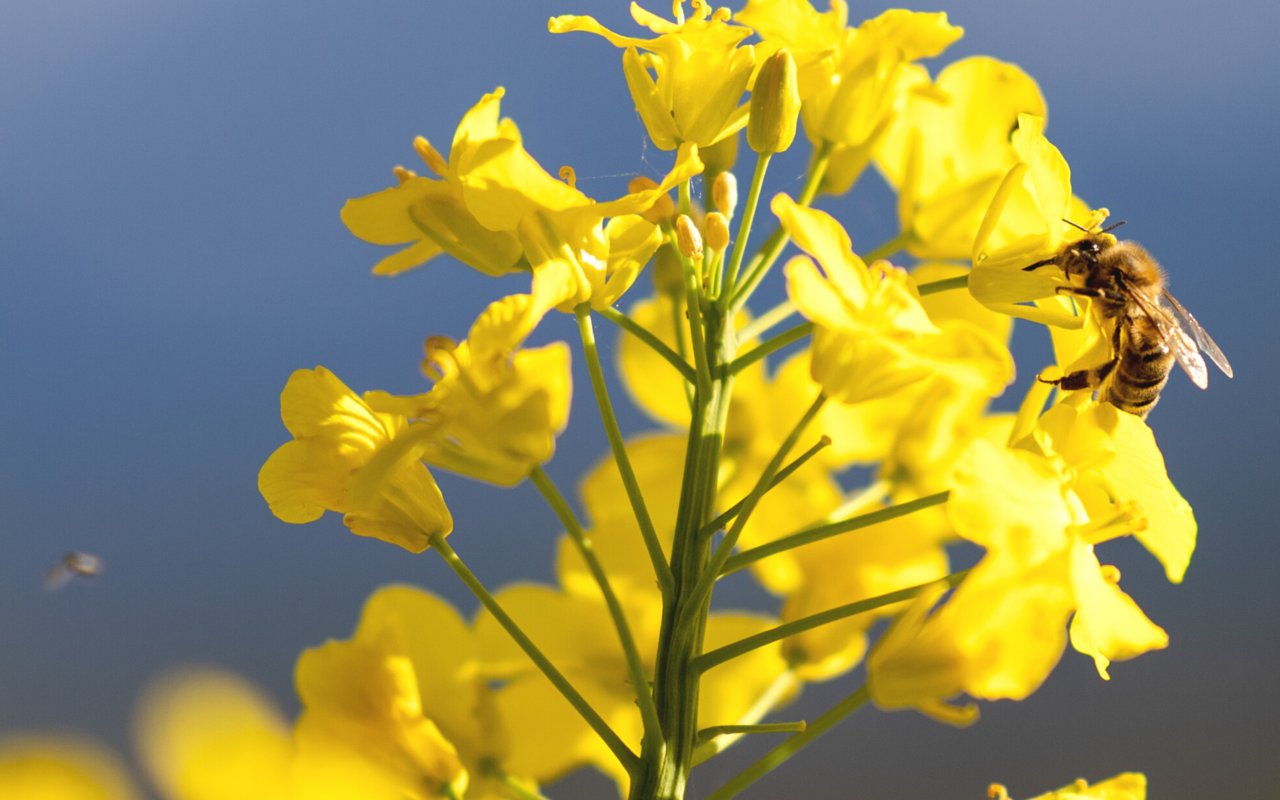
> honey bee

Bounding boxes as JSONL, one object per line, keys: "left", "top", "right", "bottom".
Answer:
{"left": 1024, "top": 220, "right": 1232, "bottom": 418}
{"left": 43, "top": 551, "right": 104, "bottom": 591}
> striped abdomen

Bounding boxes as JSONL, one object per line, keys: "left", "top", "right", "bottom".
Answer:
{"left": 1101, "top": 312, "right": 1173, "bottom": 418}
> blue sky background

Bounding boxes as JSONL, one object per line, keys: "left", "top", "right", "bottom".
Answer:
{"left": 1, "top": 1, "right": 1277, "bottom": 798}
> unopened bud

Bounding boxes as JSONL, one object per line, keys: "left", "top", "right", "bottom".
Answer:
{"left": 629, "top": 176, "right": 675, "bottom": 223}
{"left": 413, "top": 136, "right": 449, "bottom": 177}
{"left": 747, "top": 49, "right": 800, "bottom": 154}
{"left": 675, "top": 215, "right": 703, "bottom": 261}
{"left": 653, "top": 243, "right": 684, "bottom": 292}
{"left": 705, "top": 212, "right": 730, "bottom": 251}
{"left": 712, "top": 172, "right": 738, "bottom": 217}
{"left": 701, "top": 132, "right": 739, "bottom": 174}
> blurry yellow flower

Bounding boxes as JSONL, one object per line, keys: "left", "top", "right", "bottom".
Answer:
{"left": 487, "top": 436, "right": 790, "bottom": 795}
{"left": 777, "top": 195, "right": 1010, "bottom": 404}
{"left": 342, "top": 89, "right": 524, "bottom": 277}
{"left": 968, "top": 114, "right": 1105, "bottom": 327}
{"left": 551, "top": 2, "right": 755, "bottom": 149}
{"left": 781, "top": 506, "right": 950, "bottom": 681}
{"left": 868, "top": 438, "right": 1167, "bottom": 722}
{"left": 0, "top": 736, "right": 140, "bottom": 800}
{"left": 876, "top": 57, "right": 1046, "bottom": 259}
{"left": 294, "top": 586, "right": 526, "bottom": 800}
{"left": 738, "top": 2, "right": 962, "bottom": 193}
{"left": 994, "top": 773, "right": 1146, "bottom": 800}
{"left": 258, "top": 367, "right": 452, "bottom": 553}
{"left": 135, "top": 668, "right": 297, "bottom": 800}
{"left": 361, "top": 294, "right": 572, "bottom": 487}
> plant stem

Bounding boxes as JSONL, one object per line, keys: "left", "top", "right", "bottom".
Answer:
{"left": 690, "top": 570, "right": 970, "bottom": 673}
{"left": 720, "top": 150, "right": 772, "bottom": 307}
{"left": 863, "top": 229, "right": 916, "bottom": 263}
{"left": 695, "top": 722, "right": 806, "bottom": 744}
{"left": 699, "top": 435, "right": 831, "bottom": 539}
{"left": 720, "top": 491, "right": 951, "bottom": 577}
{"left": 690, "top": 670, "right": 799, "bottom": 766}
{"left": 680, "top": 393, "right": 827, "bottom": 628}
{"left": 704, "top": 684, "right": 870, "bottom": 800}
{"left": 600, "top": 305, "right": 697, "bottom": 384}
{"left": 729, "top": 139, "right": 835, "bottom": 312}
{"left": 728, "top": 321, "right": 813, "bottom": 376}
{"left": 428, "top": 532, "right": 638, "bottom": 773}
{"left": 575, "top": 305, "right": 675, "bottom": 600}
{"left": 916, "top": 274, "right": 969, "bottom": 296}
{"left": 529, "top": 467, "right": 663, "bottom": 741}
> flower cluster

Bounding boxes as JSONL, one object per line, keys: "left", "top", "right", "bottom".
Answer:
{"left": 12, "top": 2, "right": 1222, "bottom": 799}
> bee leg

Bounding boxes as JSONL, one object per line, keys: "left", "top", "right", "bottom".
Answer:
{"left": 1054, "top": 286, "right": 1125, "bottom": 304}
{"left": 1038, "top": 358, "right": 1116, "bottom": 391}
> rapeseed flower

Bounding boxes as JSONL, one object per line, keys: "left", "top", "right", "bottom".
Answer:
{"left": 0, "top": 736, "right": 140, "bottom": 800}
{"left": 258, "top": 367, "right": 452, "bottom": 553}
{"left": 551, "top": 2, "right": 755, "bottom": 150}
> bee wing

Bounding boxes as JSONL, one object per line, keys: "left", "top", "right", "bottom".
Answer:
{"left": 1128, "top": 289, "right": 1209, "bottom": 389}
{"left": 1162, "top": 290, "right": 1233, "bottom": 378}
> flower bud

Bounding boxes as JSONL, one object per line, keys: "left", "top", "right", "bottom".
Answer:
{"left": 747, "top": 49, "right": 800, "bottom": 154}
{"left": 705, "top": 212, "right": 730, "bottom": 251}
{"left": 629, "top": 176, "right": 675, "bottom": 223}
{"left": 653, "top": 243, "right": 684, "bottom": 293}
{"left": 675, "top": 215, "right": 703, "bottom": 261}
{"left": 712, "top": 172, "right": 738, "bottom": 218}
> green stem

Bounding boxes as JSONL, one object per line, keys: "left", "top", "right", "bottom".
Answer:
{"left": 671, "top": 229, "right": 714, "bottom": 398}
{"left": 695, "top": 723, "right": 806, "bottom": 744}
{"left": 600, "top": 305, "right": 696, "bottom": 384}
{"left": 529, "top": 467, "right": 663, "bottom": 741}
{"left": 704, "top": 684, "right": 870, "bottom": 800}
{"left": 729, "top": 139, "right": 835, "bottom": 312}
{"left": 916, "top": 274, "right": 969, "bottom": 296}
{"left": 575, "top": 305, "right": 675, "bottom": 600}
{"left": 720, "top": 491, "right": 951, "bottom": 577}
{"left": 737, "top": 299, "right": 796, "bottom": 343}
{"left": 862, "top": 229, "right": 916, "bottom": 263}
{"left": 720, "top": 150, "right": 771, "bottom": 307}
{"left": 428, "top": 533, "right": 638, "bottom": 773}
{"left": 699, "top": 435, "right": 831, "bottom": 539}
{"left": 690, "top": 570, "right": 970, "bottom": 674}
{"left": 680, "top": 393, "right": 827, "bottom": 628}
{"left": 690, "top": 670, "right": 799, "bottom": 767}
{"left": 728, "top": 321, "right": 813, "bottom": 376}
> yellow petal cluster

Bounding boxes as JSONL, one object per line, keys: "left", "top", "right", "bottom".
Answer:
{"left": 0, "top": 737, "right": 140, "bottom": 800}
{"left": 738, "top": 2, "right": 963, "bottom": 193}
{"left": 551, "top": 2, "right": 755, "bottom": 149}
{"left": 258, "top": 366, "right": 452, "bottom": 553}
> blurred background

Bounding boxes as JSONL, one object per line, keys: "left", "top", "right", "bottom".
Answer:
{"left": 2, "top": 1, "right": 1277, "bottom": 798}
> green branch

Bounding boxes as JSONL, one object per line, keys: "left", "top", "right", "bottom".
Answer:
{"left": 600, "top": 305, "right": 697, "bottom": 384}
{"left": 727, "top": 321, "right": 813, "bottom": 376}
{"left": 699, "top": 435, "right": 831, "bottom": 539}
{"left": 720, "top": 150, "right": 772, "bottom": 308}
{"left": 695, "top": 722, "right": 806, "bottom": 745}
{"left": 575, "top": 306, "right": 675, "bottom": 599}
{"left": 704, "top": 684, "right": 869, "bottom": 800}
{"left": 916, "top": 274, "right": 969, "bottom": 296}
{"left": 720, "top": 491, "right": 951, "bottom": 577}
{"left": 428, "top": 533, "right": 638, "bottom": 774}
{"left": 529, "top": 467, "right": 663, "bottom": 742}
{"left": 690, "top": 570, "right": 970, "bottom": 674}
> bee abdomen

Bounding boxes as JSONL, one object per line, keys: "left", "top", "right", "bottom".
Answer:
{"left": 1102, "top": 317, "right": 1173, "bottom": 418}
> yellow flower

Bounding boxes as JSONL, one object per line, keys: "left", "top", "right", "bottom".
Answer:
{"left": 1015, "top": 394, "right": 1197, "bottom": 583}
{"left": 0, "top": 736, "right": 140, "bottom": 800}
{"left": 294, "top": 586, "right": 528, "bottom": 800}
{"left": 134, "top": 668, "right": 300, "bottom": 800}
{"left": 777, "top": 195, "right": 1010, "bottom": 405}
{"left": 996, "top": 773, "right": 1146, "bottom": 800}
{"left": 738, "top": 2, "right": 962, "bottom": 193}
{"left": 867, "top": 438, "right": 1167, "bottom": 723}
{"left": 550, "top": 2, "right": 755, "bottom": 150}
{"left": 360, "top": 294, "right": 572, "bottom": 487}
{"left": 258, "top": 367, "right": 452, "bottom": 553}
{"left": 341, "top": 89, "right": 525, "bottom": 277}
{"left": 967, "top": 114, "right": 1105, "bottom": 327}
{"left": 875, "top": 57, "right": 1046, "bottom": 259}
